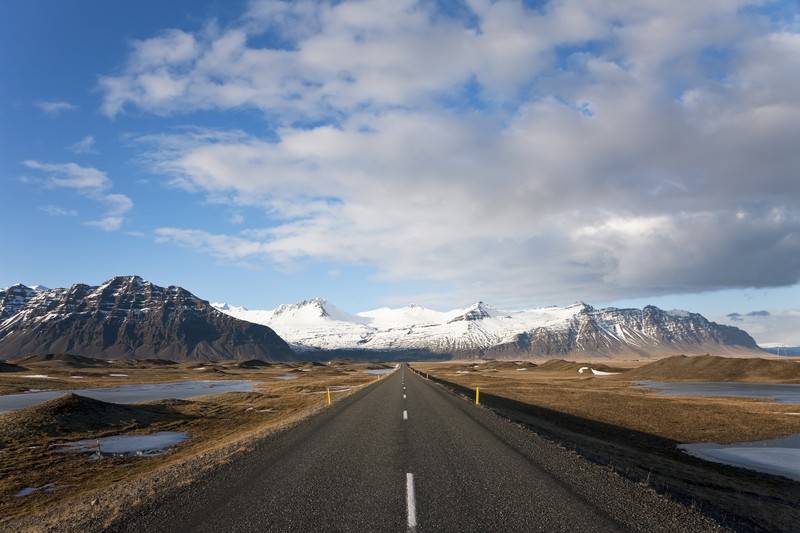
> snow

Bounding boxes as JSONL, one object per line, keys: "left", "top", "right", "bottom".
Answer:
{"left": 590, "top": 369, "right": 619, "bottom": 376}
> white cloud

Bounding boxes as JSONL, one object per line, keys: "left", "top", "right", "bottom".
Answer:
{"left": 34, "top": 100, "right": 77, "bottom": 116}
{"left": 108, "top": 1, "right": 800, "bottom": 306}
{"left": 717, "top": 309, "right": 800, "bottom": 346}
{"left": 22, "top": 161, "right": 133, "bottom": 232}
{"left": 68, "top": 135, "right": 97, "bottom": 154}
{"left": 39, "top": 205, "right": 78, "bottom": 217}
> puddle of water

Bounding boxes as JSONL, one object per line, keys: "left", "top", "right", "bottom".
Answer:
{"left": 15, "top": 484, "right": 56, "bottom": 497}
{"left": 109, "top": 373, "right": 128, "bottom": 377}
{"left": 56, "top": 431, "right": 189, "bottom": 457}
{"left": 636, "top": 381, "right": 800, "bottom": 404}
{"left": 679, "top": 434, "right": 800, "bottom": 481}
{"left": 364, "top": 368, "right": 394, "bottom": 375}
{"left": 0, "top": 380, "right": 255, "bottom": 414}
{"left": 274, "top": 374, "right": 298, "bottom": 380}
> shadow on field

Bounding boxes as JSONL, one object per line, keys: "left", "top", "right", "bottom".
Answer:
{"left": 412, "top": 367, "right": 800, "bottom": 533}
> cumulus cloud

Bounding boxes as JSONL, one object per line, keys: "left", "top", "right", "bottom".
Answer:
{"left": 34, "top": 100, "right": 77, "bottom": 116}
{"left": 23, "top": 161, "right": 132, "bottom": 231}
{"left": 106, "top": 0, "right": 800, "bottom": 306}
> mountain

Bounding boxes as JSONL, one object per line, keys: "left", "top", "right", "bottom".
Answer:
{"left": 213, "top": 299, "right": 761, "bottom": 359}
{"left": 0, "top": 277, "right": 293, "bottom": 361}
{"left": 0, "top": 283, "right": 42, "bottom": 320}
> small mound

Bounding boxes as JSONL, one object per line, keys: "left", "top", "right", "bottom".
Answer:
{"left": 481, "top": 360, "right": 538, "bottom": 370}
{"left": 136, "top": 358, "right": 179, "bottom": 367}
{"left": 0, "top": 394, "right": 185, "bottom": 441}
{"left": 0, "top": 361, "right": 26, "bottom": 372}
{"left": 13, "top": 353, "right": 110, "bottom": 368}
{"left": 534, "top": 359, "right": 623, "bottom": 373}
{"left": 627, "top": 354, "right": 800, "bottom": 382}
{"left": 237, "top": 359, "right": 273, "bottom": 369}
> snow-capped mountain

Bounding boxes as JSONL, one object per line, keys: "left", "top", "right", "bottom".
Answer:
{"left": 213, "top": 299, "right": 760, "bottom": 358}
{"left": 0, "top": 277, "right": 292, "bottom": 361}
{"left": 0, "top": 283, "right": 44, "bottom": 320}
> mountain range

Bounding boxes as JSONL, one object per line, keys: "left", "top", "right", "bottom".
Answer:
{"left": 212, "top": 297, "right": 761, "bottom": 358}
{"left": 0, "top": 277, "right": 761, "bottom": 361}
{"left": 0, "top": 277, "right": 292, "bottom": 361}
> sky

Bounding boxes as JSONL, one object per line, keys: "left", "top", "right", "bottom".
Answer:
{"left": 1, "top": 0, "right": 799, "bottom": 345}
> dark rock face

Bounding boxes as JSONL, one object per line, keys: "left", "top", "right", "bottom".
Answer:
{"left": 0, "top": 276, "right": 293, "bottom": 362}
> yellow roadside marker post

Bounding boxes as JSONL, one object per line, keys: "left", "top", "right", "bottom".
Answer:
{"left": 326, "top": 387, "right": 331, "bottom": 406}
{"left": 475, "top": 386, "right": 480, "bottom": 405}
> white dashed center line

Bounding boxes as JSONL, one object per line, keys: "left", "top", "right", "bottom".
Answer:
{"left": 403, "top": 410, "right": 408, "bottom": 420}
{"left": 406, "top": 473, "right": 417, "bottom": 530}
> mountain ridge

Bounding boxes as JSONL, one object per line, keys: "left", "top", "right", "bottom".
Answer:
{"left": 213, "top": 298, "right": 762, "bottom": 358}
{"left": 0, "top": 276, "right": 293, "bottom": 361}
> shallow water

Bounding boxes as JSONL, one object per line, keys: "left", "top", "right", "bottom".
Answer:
{"left": 364, "top": 368, "right": 394, "bottom": 375}
{"left": 679, "top": 433, "right": 800, "bottom": 481}
{"left": 56, "top": 431, "right": 189, "bottom": 457}
{"left": 0, "top": 380, "right": 255, "bottom": 414}
{"left": 636, "top": 380, "right": 800, "bottom": 404}
{"left": 274, "top": 374, "right": 298, "bottom": 380}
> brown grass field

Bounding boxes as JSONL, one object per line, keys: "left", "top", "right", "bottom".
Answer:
{"left": 0, "top": 359, "right": 393, "bottom": 526}
{"left": 412, "top": 355, "right": 800, "bottom": 444}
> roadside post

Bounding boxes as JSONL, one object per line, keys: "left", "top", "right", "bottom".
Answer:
{"left": 326, "top": 387, "right": 331, "bottom": 406}
{"left": 475, "top": 386, "right": 480, "bottom": 405}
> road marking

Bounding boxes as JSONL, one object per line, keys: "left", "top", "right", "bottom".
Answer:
{"left": 403, "top": 410, "right": 408, "bottom": 420}
{"left": 403, "top": 394, "right": 407, "bottom": 399}
{"left": 406, "top": 473, "right": 417, "bottom": 530}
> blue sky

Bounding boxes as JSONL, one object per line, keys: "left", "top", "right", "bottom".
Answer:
{"left": 2, "top": 1, "right": 799, "bottom": 344}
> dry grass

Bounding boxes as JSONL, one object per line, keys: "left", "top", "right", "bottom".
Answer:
{"left": 0, "top": 360, "right": 392, "bottom": 525}
{"left": 413, "top": 358, "right": 800, "bottom": 444}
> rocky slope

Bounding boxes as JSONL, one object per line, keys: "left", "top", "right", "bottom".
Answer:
{"left": 214, "top": 299, "right": 761, "bottom": 359}
{"left": 0, "top": 277, "right": 293, "bottom": 361}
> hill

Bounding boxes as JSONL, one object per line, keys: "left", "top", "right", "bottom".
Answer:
{"left": 0, "top": 394, "right": 186, "bottom": 441}
{"left": 12, "top": 353, "right": 111, "bottom": 368}
{"left": 625, "top": 354, "right": 800, "bottom": 383}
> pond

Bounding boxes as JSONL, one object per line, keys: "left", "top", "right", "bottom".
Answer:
{"left": 56, "top": 431, "right": 190, "bottom": 457}
{"left": 636, "top": 381, "right": 800, "bottom": 404}
{"left": 0, "top": 380, "right": 255, "bottom": 414}
{"left": 679, "top": 433, "right": 800, "bottom": 481}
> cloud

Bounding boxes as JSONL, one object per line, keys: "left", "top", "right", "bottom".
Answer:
{"left": 109, "top": 1, "right": 800, "bottom": 306}
{"left": 22, "top": 161, "right": 133, "bottom": 232}
{"left": 39, "top": 205, "right": 78, "bottom": 217}
{"left": 34, "top": 100, "right": 77, "bottom": 116}
{"left": 155, "top": 227, "right": 270, "bottom": 264}
{"left": 718, "top": 309, "right": 800, "bottom": 346}
{"left": 229, "top": 212, "right": 245, "bottom": 225}
{"left": 68, "top": 135, "right": 97, "bottom": 154}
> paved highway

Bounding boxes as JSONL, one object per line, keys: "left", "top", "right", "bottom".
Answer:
{"left": 115, "top": 364, "right": 722, "bottom": 532}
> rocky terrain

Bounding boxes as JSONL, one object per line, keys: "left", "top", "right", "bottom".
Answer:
{"left": 0, "top": 277, "right": 292, "bottom": 361}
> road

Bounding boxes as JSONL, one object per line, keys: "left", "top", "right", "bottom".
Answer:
{"left": 115, "top": 364, "right": 721, "bottom": 533}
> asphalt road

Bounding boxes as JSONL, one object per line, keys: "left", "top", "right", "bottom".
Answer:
{"left": 115, "top": 364, "right": 722, "bottom": 533}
